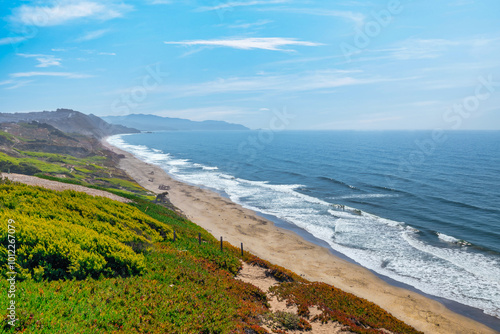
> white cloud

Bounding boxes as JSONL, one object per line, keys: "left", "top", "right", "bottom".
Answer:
{"left": 390, "top": 39, "right": 460, "bottom": 60}
{"left": 164, "top": 37, "right": 323, "bottom": 52}
{"left": 17, "top": 53, "right": 62, "bottom": 67}
{"left": 10, "top": 1, "right": 132, "bottom": 27}
{"left": 364, "top": 37, "right": 500, "bottom": 62}
{"left": 10, "top": 72, "right": 93, "bottom": 79}
{"left": 198, "top": 0, "right": 289, "bottom": 11}
{"left": 6, "top": 80, "right": 34, "bottom": 90}
{"left": 0, "top": 79, "right": 33, "bottom": 90}
{"left": 157, "top": 70, "right": 385, "bottom": 97}
{"left": 260, "top": 7, "right": 365, "bottom": 26}
{"left": 76, "top": 29, "right": 110, "bottom": 42}
{"left": 98, "top": 52, "right": 116, "bottom": 56}
{"left": 226, "top": 20, "right": 273, "bottom": 29}
{"left": 148, "top": 0, "right": 173, "bottom": 4}
{"left": 0, "top": 36, "right": 27, "bottom": 45}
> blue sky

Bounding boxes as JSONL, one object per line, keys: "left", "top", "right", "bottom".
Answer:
{"left": 1, "top": 0, "right": 499, "bottom": 130}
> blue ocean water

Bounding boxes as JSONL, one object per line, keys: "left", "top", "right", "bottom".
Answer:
{"left": 108, "top": 130, "right": 500, "bottom": 322}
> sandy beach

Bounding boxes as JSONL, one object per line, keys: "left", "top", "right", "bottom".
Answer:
{"left": 103, "top": 138, "right": 499, "bottom": 334}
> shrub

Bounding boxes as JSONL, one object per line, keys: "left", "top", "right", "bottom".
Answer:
{"left": 0, "top": 183, "right": 173, "bottom": 280}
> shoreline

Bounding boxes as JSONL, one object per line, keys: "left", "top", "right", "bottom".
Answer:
{"left": 102, "top": 137, "right": 499, "bottom": 334}
{"left": 253, "top": 204, "right": 500, "bottom": 332}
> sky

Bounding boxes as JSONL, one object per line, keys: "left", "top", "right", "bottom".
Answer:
{"left": 0, "top": 0, "right": 499, "bottom": 130}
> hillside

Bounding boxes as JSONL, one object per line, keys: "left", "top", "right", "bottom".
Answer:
{"left": 0, "top": 180, "right": 422, "bottom": 334}
{"left": 0, "top": 122, "right": 422, "bottom": 333}
{"left": 0, "top": 122, "right": 150, "bottom": 196}
{"left": 0, "top": 109, "right": 139, "bottom": 138}
{"left": 102, "top": 114, "right": 250, "bottom": 131}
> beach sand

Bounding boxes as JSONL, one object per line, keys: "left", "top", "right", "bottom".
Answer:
{"left": 103, "top": 138, "right": 499, "bottom": 334}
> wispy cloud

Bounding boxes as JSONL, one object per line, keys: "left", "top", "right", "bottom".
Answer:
{"left": 0, "top": 36, "right": 27, "bottom": 45}
{"left": 387, "top": 39, "right": 460, "bottom": 60}
{"left": 148, "top": 0, "right": 173, "bottom": 4}
{"left": 226, "top": 20, "right": 273, "bottom": 29}
{"left": 76, "top": 29, "right": 110, "bottom": 42}
{"left": 351, "top": 37, "right": 500, "bottom": 63}
{"left": 10, "top": 72, "right": 93, "bottom": 79}
{"left": 0, "top": 79, "right": 33, "bottom": 90}
{"left": 157, "top": 70, "right": 388, "bottom": 97}
{"left": 197, "top": 0, "right": 290, "bottom": 12}
{"left": 17, "top": 53, "right": 62, "bottom": 67}
{"left": 449, "top": 0, "right": 475, "bottom": 6}
{"left": 10, "top": 1, "right": 132, "bottom": 27}
{"left": 164, "top": 37, "right": 323, "bottom": 52}
{"left": 260, "top": 7, "right": 366, "bottom": 26}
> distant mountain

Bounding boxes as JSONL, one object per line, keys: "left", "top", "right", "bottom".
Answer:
{"left": 102, "top": 114, "right": 250, "bottom": 131}
{"left": 0, "top": 109, "right": 139, "bottom": 138}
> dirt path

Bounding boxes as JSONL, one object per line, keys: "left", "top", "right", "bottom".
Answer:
{"left": 236, "top": 262, "right": 349, "bottom": 334}
{"left": 1, "top": 173, "right": 131, "bottom": 203}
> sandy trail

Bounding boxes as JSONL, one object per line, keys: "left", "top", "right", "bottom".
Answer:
{"left": 1, "top": 173, "right": 131, "bottom": 203}
{"left": 236, "top": 262, "right": 350, "bottom": 334}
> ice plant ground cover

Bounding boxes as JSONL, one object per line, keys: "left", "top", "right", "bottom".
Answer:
{"left": 0, "top": 180, "right": 421, "bottom": 333}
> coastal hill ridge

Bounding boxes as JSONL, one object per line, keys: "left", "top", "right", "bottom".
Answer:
{"left": 103, "top": 113, "right": 250, "bottom": 131}
{"left": 0, "top": 108, "right": 139, "bottom": 138}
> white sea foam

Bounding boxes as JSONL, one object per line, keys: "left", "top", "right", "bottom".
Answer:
{"left": 107, "top": 134, "right": 500, "bottom": 319}
{"left": 437, "top": 232, "right": 472, "bottom": 246}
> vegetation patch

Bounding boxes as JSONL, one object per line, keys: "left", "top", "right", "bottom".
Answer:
{"left": 0, "top": 122, "right": 150, "bottom": 195}
{"left": 263, "top": 311, "right": 311, "bottom": 331}
{"left": 0, "top": 180, "right": 422, "bottom": 333}
{"left": 269, "top": 282, "right": 423, "bottom": 334}
{"left": 0, "top": 181, "right": 172, "bottom": 281}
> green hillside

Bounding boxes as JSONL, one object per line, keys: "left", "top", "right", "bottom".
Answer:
{"left": 0, "top": 180, "right": 422, "bottom": 334}
{"left": 0, "top": 122, "right": 151, "bottom": 197}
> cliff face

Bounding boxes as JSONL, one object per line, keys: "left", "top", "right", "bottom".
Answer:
{"left": 0, "top": 109, "right": 139, "bottom": 138}
{"left": 0, "top": 121, "right": 105, "bottom": 158}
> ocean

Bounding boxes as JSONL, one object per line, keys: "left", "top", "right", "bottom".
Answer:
{"left": 108, "top": 130, "right": 500, "bottom": 327}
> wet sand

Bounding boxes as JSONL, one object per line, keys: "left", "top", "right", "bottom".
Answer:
{"left": 103, "top": 138, "right": 499, "bottom": 334}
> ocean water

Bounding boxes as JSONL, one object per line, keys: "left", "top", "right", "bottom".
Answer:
{"left": 108, "top": 130, "right": 500, "bottom": 324}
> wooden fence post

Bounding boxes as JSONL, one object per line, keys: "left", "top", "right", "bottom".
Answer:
{"left": 220, "top": 236, "right": 223, "bottom": 251}
{"left": 198, "top": 232, "right": 201, "bottom": 245}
